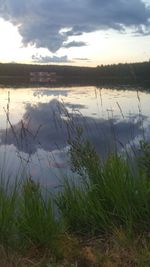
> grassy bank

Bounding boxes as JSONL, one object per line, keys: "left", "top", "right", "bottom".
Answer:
{"left": 1, "top": 135, "right": 150, "bottom": 266}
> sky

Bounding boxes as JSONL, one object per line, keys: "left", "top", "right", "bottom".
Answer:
{"left": 0, "top": 0, "right": 150, "bottom": 66}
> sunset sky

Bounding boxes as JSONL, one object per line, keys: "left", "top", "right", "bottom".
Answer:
{"left": 0, "top": 0, "right": 150, "bottom": 66}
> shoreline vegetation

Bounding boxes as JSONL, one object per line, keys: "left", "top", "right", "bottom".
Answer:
{"left": 0, "top": 60, "right": 150, "bottom": 87}
{"left": 1, "top": 129, "right": 150, "bottom": 266}
{"left": 0, "top": 71, "right": 150, "bottom": 265}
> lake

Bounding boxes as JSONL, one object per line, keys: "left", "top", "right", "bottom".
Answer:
{"left": 0, "top": 86, "right": 150, "bottom": 187}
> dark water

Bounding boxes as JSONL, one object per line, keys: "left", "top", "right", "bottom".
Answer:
{"left": 0, "top": 86, "right": 150, "bottom": 187}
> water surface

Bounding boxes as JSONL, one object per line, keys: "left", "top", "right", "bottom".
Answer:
{"left": 0, "top": 86, "right": 150, "bottom": 187}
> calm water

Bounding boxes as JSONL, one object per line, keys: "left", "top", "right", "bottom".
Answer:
{"left": 0, "top": 86, "right": 150, "bottom": 187}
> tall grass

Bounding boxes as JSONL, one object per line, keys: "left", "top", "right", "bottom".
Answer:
{"left": 0, "top": 177, "right": 63, "bottom": 260}
{"left": 0, "top": 177, "right": 18, "bottom": 247}
{"left": 17, "top": 178, "right": 62, "bottom": 250}
{"left": 57, "top": 132, "right": 150, "bottom": 236}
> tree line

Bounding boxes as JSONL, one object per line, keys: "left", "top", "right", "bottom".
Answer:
{"left": 0, "top": 61, "right": 149, "bottom": 86}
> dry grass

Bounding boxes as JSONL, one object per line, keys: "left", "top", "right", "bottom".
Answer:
{"left": 1, "top": 232, "right": 150, "bottom": 267}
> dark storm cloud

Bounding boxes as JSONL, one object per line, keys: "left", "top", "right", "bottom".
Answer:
{"left": 0, "top": 99, "right": 146, "bottom": 156}
{"left": 32, "top": 54, "right": 70, "bottom": 63}
{"left": 0, "top": 0, "right": 150, "bottom": 52}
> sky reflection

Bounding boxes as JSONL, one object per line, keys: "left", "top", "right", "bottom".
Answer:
{"left": 0, "top": 86, "right": 150, "bottom": 187}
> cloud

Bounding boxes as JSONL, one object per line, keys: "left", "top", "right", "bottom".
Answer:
{"left": 0, "top": 0, "right": 150, "bottom": 52}
{"left": 74, "top": 58, "right": 91, "bottom": 61}
{"left": 32, "top": 54, "right": 70, "bottom": 63}
{"left": 133, "top": 24, "right": 150, "bottom": 35}
{"left": 63, "top": 41, "right": 87, "bottom": 48}
{"left": 33, "top": 89, "right": 72, "bottom": 97}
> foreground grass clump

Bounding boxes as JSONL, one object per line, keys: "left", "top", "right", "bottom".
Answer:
{"left": 18, "top": 178, "right": 62, "bottom": 251}
{"left": 0, "top": 178, "right": 18, "bottom": 246}
{"left": 0, "top": 177, "right": 64, "bottom": 262}
{"left": 57, "top": 134, "right": 150, "bottom": 236}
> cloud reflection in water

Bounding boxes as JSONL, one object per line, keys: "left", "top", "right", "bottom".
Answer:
{"left": 0, "top": 99, "right": 146, "bottom": 157}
